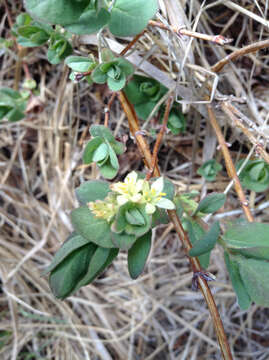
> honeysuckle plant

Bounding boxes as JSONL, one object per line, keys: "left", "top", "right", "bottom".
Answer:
{"left": 45, "top": 171, "right": 175, "bottom": 299}
{"left": 8, "top": 0, "right": 269, "bottom": 343}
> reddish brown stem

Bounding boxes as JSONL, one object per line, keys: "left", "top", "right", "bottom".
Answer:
{"left": 211, "top": 39, "right": 269, "bottom": 73}
{"left": 146, "top": 96, "right": 173, "bottom": 181}
{"left": 118, "top": 91, "right": 233, "bottom": 360}
{"left": 120, "top": 30, "right": 146, "bottom": 56}
{"left": 207, "top": 105, "right": 254, "bottom": 222}
{"left": 104, "top": 93, "right": 116, "bottom": 127}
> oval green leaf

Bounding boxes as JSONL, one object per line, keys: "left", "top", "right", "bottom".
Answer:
{"left": 109, "top": 0, "right": 158, "bottom": 37}
{"left": 224, "top": 253, "right": 251, "bottom": 310}
{"left": 223, "top": 222, "right": 269, "bottom": 260}
{"left": 189, "top": 221, "right": 220, "bottom": 257}
{"left": 83, "top": 137, "right": 103, "bottom": 164}
{"left": 71, "top": 206, "right": 114, "bottom": 248}
{"left": 128, "top": 230, "right": 152, "bottom": 279}
{"left": 43, "top": 232, "right": 94, "bottom": 275}
{"left": 25, "top": 0, "right": 89, "bottom": 25}
{"left": 111, "top": 231, "right": 136, "bottom": 251}
{"left": 193, "top": 193, "right": 226, "bottom": 216}
{"left": 71, "top": 247, "right": 119, "bottom": 294}
{"left": 49, "top": 243, "right": 96, "bottom": 299}
{"left": 237, "top": 256, "right": 269, "bottom": 307}
{"left": 75, "top": 180, "right": 110, "bottom": 205}
{"left": 66, "top": 8, "right": 110, "bottom": 35}
{"left": 65, "top": 56, "right": 96, "bottom": 72}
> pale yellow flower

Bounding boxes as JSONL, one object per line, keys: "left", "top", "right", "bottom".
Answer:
{"left": 89, "top": 172, "right": 175, "bottom": 221}
{"left": 88, "top": 193, "right": 118, "bottom": 222}
{"left": 110, "top": 171, "right": 144, "bottom": 205}
{"left": 141, "top": 177, "right": 175, "bottom": 214}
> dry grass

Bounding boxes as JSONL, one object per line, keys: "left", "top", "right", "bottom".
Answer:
{"left": 1, "top": 0, "right": 269, "bottom": 359}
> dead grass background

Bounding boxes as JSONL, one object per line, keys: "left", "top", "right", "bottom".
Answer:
{"left": 1, "top": 0, "right": 269, "bottom": 359}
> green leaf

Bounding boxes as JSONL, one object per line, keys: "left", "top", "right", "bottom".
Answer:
{"left": 47, "top": 35, "right": 72, "bottom": 64}
{"left": 25, "top": 0, "right": 89, "bottom": 26}
{"left": 224, "top": 253, "right": 251, "bottom": 310}
{"left": 161, "top": 177, "right": 175, "bottom": 201}
{"left": 17, "top": 25, "right": 50, "bottom": 46}
{"left": 107, "top": 143, "right": 119, "bottom": 169}
{"left": 93, "top": 143, "right": 109, "bottom": 162}
{"left": 111, "top": 140, "right": 125, "bottom": 155}
{"left": 107, "top": 72, "right": 126, "bottom": 91}
{"left": 111, "top": 231, "right": 136, "bottom": 250}
{"left": 167, "top": 111, "right": 186, "bottom": 134}
{"left": 118, "top": 58, "right": 134, "bottom": 75}
{"left": 113, "top": 203, "right": 151, "bottom": 238}
{"left": 49, "top": 243, "right": 95, "bottom": 299}
{"left": 43, "top": 232, "right": 95, "bottom": 275}
{"left": 125, "top": 208, "right": 145, "bottom": 226}
{"left": 71, "top": 206, "right": 114, "bottom": 248}
{"left": 65, "top": 56, "right": 96, "bottom": 72}
{"left": 66, "top": 7, "right": 110, "bottom": 35}
{"left": 238, "top": 159, "right": 269, "bottom": 192}
{"left": 197, "top": 159, "right": 222, "bottom": 182}
{"left": 223, "top": 222, "right": 269, "bottom": 260}
{"left": 193, "top": 193, "right": 226, "bottom": 216}
{"left": 186, "top": 220, "right": 210, "bottom": 268}
{"left": 189, "top": 221, "right": 220, "bottom": 257}
{"left": 109, "top": 0, "right": 158, "bottom": 37}
{"left": 75, "top": 180, "right": 110, "bottom": 205}
{"left": 99, "top": 162, "right": 118, "bottom": 179}
{"left": 92, "top": 65, "right": 108, "bottom": 84}
{"left": 83, "top": 137, "right": 103, "bottom": 164}
{"left": 151, "top": 208, "right": 169, "bottom": 227}
{"left": 0, "top": 88, "right": 26, "bottom": 122}
{"left": 128, "top": 230, "right": 152, "bottom": 279}
{"left": 90, "top": 125, "right": 115, "bottom": 143}
{"left": 236, "top": 256, "right": 269, "bottom": 307}
{"left": 71, "top": 247, "right": 119, "bottom": 293}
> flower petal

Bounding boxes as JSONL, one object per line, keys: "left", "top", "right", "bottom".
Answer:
{"left": 117, "top": 195, "right": 128, "bottom": 205}
{"left": 125, "top": 171, "right": 137, "bottom": 184}
{"left": 156, "top": 198, "right": 175, "bottom": 209}
{"left": 145, "top": 203, "right": 156, "bottom": 214}
{"left": 151, "top": 177, "right": 164, "bottom": 195}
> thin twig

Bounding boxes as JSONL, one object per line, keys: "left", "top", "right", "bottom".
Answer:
{"left": 207, "top": 105, "right": 254, "bottom": 222}
{"left": 146, "top": 96, "right": 173, "bottom": 181}
{"left": 148, "top": 20, "right": 233, "bottom": 45}
{"left": 104, "top": 93, "right": 116, "bottom": 127}
{"left": 120, "top": 30, "right": 146, "bottom": 56}
{"left": 221, "top": 102, "right": 269, "bottom": 165}
{"left": 211, "top": 39, "right": 269, "bottom": 73}
{"left": 118, "top": 91, "right": 233, "bottom": 360}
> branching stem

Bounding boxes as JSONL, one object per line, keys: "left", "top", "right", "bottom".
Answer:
{"left": 146, "top": 96, "right": 173, "bottom": 181}
{"left": 119, "top": 91, "right": 233, "bottom": 360}
{"left": 211, "top": 39, "right": 269, "bottom": 73}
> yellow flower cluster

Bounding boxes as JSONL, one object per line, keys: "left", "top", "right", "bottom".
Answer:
{"left": 88, "top": 193, "right": 118, "bottom": 222}
{"left": 88, "top": 171, "right": 175, "bottom": 221}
